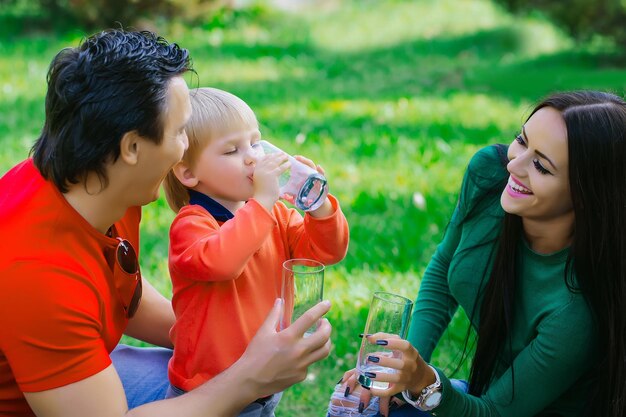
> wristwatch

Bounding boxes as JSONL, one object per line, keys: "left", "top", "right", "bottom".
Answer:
{"left": 402, "top": 365, "right": 443, "bottom": 411}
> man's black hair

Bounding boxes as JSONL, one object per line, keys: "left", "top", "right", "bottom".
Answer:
{"left": 32, "top": 29, "right": 192, "bottom": 192}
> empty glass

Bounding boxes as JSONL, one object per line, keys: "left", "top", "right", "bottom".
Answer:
{"left": 280, "top": 258, "right": 325, "bottom": 336}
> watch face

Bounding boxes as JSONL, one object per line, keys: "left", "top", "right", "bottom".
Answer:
{"left": 424, "top": 391, "right": 442, "bottom": 407}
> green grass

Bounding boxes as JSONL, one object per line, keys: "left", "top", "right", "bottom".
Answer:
{"left": 1, "top": 0, "right": 626, "bottom": 415}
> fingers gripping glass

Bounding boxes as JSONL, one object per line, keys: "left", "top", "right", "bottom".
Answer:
{"left": 113, "top": 237, "right": 142, "bottom": 318}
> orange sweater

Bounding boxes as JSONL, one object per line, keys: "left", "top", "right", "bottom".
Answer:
{"left": 167, "top": 195, "right": 349, "bottom": 391}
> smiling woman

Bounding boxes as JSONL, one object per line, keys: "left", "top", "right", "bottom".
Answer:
{"left": 501, "top": 107, "right": 574, "bottom": 252}
{"left": 330, "top": 91, "right": 626, "bottom": 417}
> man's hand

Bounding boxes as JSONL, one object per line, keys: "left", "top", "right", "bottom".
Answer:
{"left": 236, "top": 298, "right": 332, "bottom": 399}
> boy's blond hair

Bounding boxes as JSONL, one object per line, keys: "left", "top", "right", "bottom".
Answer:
{"left": 163, "top": 87, "right": 258, "bottom": 212}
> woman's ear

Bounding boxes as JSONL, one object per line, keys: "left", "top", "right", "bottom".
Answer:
{"left": 173, "top": 161, "right": 199, "bottom": 188}
{"left": 119, "top": 131, "right": 141, "bottom": 165}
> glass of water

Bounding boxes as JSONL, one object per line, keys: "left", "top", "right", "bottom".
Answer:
{"left": 259, "top": 140, "right": 329, "bottom": 211}
{"left": 280, "top": 258, "right": 325, "bottom": 336}
{"left": 356, "top": 291, "right": 413, "bottom": 389}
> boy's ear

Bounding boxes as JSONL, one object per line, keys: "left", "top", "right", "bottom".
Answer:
{"left": 173, "top": 161, "right": 199, "bottom": 188}
{"left": 119, "top": 131, "right": 141, "bottom": 165}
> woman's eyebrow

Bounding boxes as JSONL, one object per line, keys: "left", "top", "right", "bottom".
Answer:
{"left": 523, "top": 125, "right": 557, "bottom": 170}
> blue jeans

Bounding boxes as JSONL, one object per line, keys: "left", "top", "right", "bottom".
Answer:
{"left": 165, "top": 381, "right": 283, "bottom": 417}
{"left": 111, "top": 344, "right": 282, "bottom": 416}
{"left": 110, "top": 344, "right": 173, "bottom": 409}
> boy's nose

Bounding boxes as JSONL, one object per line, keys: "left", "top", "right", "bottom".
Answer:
{"left": 245, "top": 149, "right": 259, "bottom": 164}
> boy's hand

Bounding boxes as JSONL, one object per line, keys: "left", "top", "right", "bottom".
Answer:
{"left": 253, "top": 153, "right": 289, "bottom": 211}
{"left": 293, "top": 155, "right": 333, "bottom": 218}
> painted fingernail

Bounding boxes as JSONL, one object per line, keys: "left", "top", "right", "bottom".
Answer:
{"left": 367, "top": 355, "right": 380, "bottom": 363}
{"left": 365, "top": 371, "right": 376, "bottom": 378}
{"left": 358, "top": 333, "right": 372, "bottom": 338}
{"left": 358, "top": 402, "right": 364, "bottom": 413}
{"left": 336, "top": 377, "right": 343, "bottom": 384}
{"left": 376, "top": 340, "right": 388, "bottom": 345}
{"left": 361, "top": 384, "right": 370, "bottom": 390}
{"left": 344, "top": 386, "right": 350, "bottom": 397}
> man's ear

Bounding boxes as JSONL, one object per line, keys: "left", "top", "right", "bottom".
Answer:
{"left": 173, "top": 161, "right": 199, "bottom": 188}
{"left": 119, "top": 131, "right": 141, "bottom": 165}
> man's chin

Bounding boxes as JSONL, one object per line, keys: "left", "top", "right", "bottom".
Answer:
{"left": 139, "top": 189, "right": 160, "bottom": 207}
{"left": 151, "top": 189, "right": 161, "bottom": 203}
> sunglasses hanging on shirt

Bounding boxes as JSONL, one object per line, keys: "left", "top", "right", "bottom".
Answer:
{"left": 110, "top": 236, "right": 142, "bottom": 319}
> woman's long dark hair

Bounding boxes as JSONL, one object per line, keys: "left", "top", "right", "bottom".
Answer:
{"left": 468, "top": 91, "right": 626, "bottom": 417}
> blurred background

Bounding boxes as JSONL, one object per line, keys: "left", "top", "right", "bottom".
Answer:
{"left": 1, "top": 0, "right": 625, "bottom": 414}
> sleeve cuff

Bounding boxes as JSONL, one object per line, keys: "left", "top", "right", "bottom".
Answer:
{"left": 304, "top": 194, "right": 341, "bottom": 222}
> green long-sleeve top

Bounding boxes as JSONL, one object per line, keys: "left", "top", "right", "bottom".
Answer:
{"left": 407, "top": 145, "right": 596, "bottom": 417}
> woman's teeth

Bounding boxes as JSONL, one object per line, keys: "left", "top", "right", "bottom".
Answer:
{"left": 509, "top": 177, "right": 532, "bottom": 194}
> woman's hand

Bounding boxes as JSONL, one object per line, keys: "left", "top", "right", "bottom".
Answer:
{"left": 339, "top": 333, "right": 436, "bottom": 416}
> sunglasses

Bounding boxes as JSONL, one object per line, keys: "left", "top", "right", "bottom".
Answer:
{"left": 112, "top": 237, "right": 142, "bottom": 318}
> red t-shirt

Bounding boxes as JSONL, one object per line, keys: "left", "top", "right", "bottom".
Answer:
{"left": 0, "top": 160, "right": 141, "bottom": 416}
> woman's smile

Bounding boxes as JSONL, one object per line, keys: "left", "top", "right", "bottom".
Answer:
{"left": 506, "top": 176, "right": 533, "bottom": 197}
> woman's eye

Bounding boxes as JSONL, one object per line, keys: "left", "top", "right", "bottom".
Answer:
{"left": 224, "top": 148, "right": 237, "bottom": 155}
{"left": 515, "top": 134, "right": 526, "bottom": 146}
{"left": 533, "top": 159, "right": 552, "bottom": 175}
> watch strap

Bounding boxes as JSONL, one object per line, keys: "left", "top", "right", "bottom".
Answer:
{"left": 402, "top": 365, "right": 442, "bottom": 411}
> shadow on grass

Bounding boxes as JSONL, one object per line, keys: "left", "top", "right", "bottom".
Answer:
{"left": 189, "top": 25, "right": 625, "bottom": 107}
{"left": 0, "top": 10, "right": 80, "bottom": 40}
{"left": 343, "top": 190, "right": 456, "bottom": 272}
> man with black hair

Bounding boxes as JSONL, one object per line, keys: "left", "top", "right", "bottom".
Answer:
{"left": 0, "top": 29, "right": 332, "bottom": 417}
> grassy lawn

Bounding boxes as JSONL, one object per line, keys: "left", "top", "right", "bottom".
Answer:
{"left": 1, "top": 0, "right": 626, "bottom": 414}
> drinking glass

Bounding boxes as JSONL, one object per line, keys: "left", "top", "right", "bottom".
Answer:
{"left": 281, "top": 258, "right": 325, "bottom": 336}
{"left": 259, "top": 140, "right": 329, "bottom": 211}
{"left": 356, "top": 292, "right": 413, "bottom": 389}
